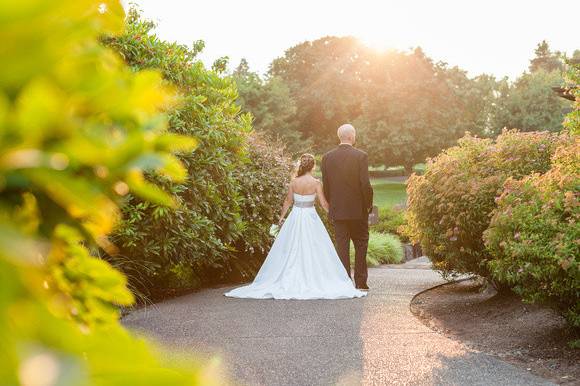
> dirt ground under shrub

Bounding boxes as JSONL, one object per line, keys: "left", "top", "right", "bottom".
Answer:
{"left": 411, "top": 279, "right": 579, "bottom": 385}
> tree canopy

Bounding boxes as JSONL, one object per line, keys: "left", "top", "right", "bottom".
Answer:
{"left": 235, "top": 37, "right": 574, "bottom": 170}
{"left": 491, "top": 70, "right": 568, "bottom": 135}
{"left": 270, "top": 36, "right": 369, "bottom": 149}
{"left": 356, "top": 48, "right": 489, "bottom": 172}
{"left": 529, "top": 40, "right": 564, "bottom": 73}
{"left": 233, "top": 59, "right": 310, "bottom": 155}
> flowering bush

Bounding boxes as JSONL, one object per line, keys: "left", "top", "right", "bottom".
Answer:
{"left": 485, "top": 135, "right": 579, "bottom": 327}
{"left": 406, "top": 130, "right": 568, "bottom": 278}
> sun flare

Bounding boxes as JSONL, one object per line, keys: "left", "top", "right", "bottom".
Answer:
{"left": 358, "top": 35, "right": 404, "bottom": 53}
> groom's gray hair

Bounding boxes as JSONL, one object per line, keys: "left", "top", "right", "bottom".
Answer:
{"left": 337, "top": 123, "right": 356, "bottom": 141}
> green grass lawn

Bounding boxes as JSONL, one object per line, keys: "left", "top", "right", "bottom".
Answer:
{"left": 371, "top": 178, "right": 407, "bottom": 209}
{"left": 312, "top": 173, "right": 408, "bottom": 209}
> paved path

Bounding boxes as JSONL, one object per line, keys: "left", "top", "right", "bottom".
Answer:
{"left": 123, "top": 258, "right": 554, "bottom": 386}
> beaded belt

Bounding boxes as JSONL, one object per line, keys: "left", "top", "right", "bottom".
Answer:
{"left": 293, "top": 201, "right": 315, "bottom": 208}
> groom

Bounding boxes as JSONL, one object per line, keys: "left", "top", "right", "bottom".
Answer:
{"left": 321, "top": 124, "right": 373, "bottom": 290}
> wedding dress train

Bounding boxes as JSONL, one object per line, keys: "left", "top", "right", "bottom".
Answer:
{"left": 225, "top": 193, "right": 367, "bottom": 300}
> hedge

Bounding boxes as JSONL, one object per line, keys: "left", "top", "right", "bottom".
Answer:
{"left": 104, "top": 10, "right": 291, "bottom": 299}
{"left": 406, "top": 130, "right": 569, "bottom": 278}
{"left": 485, "top": 137, "right": 579, "bottom": 328}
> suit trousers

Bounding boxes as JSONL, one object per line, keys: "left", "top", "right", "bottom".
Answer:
{"left": 333, "top": 219, "right": 369, "bottom": 287}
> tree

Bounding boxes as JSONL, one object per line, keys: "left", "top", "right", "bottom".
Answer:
{"left": 270, "top": 38, "right": 498, "bottom": 169}
{"left": 462, "top": 74, "right": 502, "bottom": 137}
{"left": 487, "top": 41, "right": 572, "bottom": 135}
{"left": 529, "top": 40, "right": 563, "bottom": 73}
{"left": 233, "top": 59, "right": 311, "bottom": 155}
{"left": 270, "top": 36, "right": 370, "bottom": 150}
{"left": 569, "top": 49, "right": 580, "bottom": 64}
{"left": 356, "top": 48, "right": 489, "bottom": 173}
{"left": 268, "top": 36, "right": 574, "bottom": 169}
{"left": 491, "top": 70, "right": 568, "bottom": 135}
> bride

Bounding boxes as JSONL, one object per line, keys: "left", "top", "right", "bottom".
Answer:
{"left": 225, "top": 154, "right": 367, "bottom": 300}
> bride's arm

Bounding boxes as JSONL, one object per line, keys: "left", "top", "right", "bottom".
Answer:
{"left": 316, "top": 181, "right": 329, "bottom": 213}
{"left": 278, "top": 182, "right": 294, "bottom": 225}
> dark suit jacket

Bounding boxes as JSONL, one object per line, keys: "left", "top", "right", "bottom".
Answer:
{"left": 321, "top": 144, "right": 373, "bottom": 220}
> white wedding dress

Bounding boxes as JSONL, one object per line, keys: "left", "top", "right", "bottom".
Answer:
{"left": 225, "top": 193, "right": 367, "bottom": 300}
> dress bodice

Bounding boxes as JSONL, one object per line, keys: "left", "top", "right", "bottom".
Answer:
{"left": 293, "top": 193, "right": 316, "bottom": 202}
{"left": 293, "top": 193, "right": 315, "bottom": 208}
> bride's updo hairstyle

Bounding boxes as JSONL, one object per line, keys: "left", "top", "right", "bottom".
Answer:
{"left": 296, "top": 153, "right": 315, "bottom": 177}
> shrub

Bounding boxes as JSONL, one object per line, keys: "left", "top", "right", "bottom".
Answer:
{"left": 351, "top": 232, "right": 403, "bottom": 266}
{"left": 105, "top": 11, "right": 291, "bottom": 299}
{"left": 407, "top": 130, "right": 569, "bottom": 278}
{"left": 374, "top": 206, "right": 408, "bottom": 241}
{"left": 0, "top": 1, "right": 218, "bottom": 384}
{"left": 485, "top": 130, "right": 579, "bottom": 327}
{"left": 221, "top": 134, "right": 292, "bottom": 283}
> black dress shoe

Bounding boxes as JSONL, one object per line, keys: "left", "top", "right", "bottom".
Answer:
{"left": 356, "top": 284, "right": 369, "bottom": 290}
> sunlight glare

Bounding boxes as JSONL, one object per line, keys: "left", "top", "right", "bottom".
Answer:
{"left": 350, "top": 3, "right": 417, "bottom": 54}
{"left": 358, "top": 35, "right": 402, "bottom": 53}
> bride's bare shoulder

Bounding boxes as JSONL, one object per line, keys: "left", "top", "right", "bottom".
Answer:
{"left": 301, "top": 175, "right": 320, "bottom": 185}
{"left": 306, "top": 175, "right": 321, "bottom": 184}
{"left": 289, "top": 177, "right": 304, "bottom": 189}
{"left": 309, "top": 176, "right": 323, "bottom": 192}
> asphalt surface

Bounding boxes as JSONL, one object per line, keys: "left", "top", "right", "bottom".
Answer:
{"left": 123, "top": 258, "right": 554, "bottom": 386}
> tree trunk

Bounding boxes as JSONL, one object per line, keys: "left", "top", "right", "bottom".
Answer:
{"left": 403, "top": 163, "right": 413, "bottom": 176}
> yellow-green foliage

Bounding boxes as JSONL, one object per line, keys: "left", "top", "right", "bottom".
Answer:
{"left": 0, "top": 1, "right": 220, "bottom": 384}
{"left": 350, "top": 232, "right": 403, "bottom": 266}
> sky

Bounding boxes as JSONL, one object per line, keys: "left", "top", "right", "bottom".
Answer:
{"left": 125, "top": 0, "right": 579, "bottom": 79}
